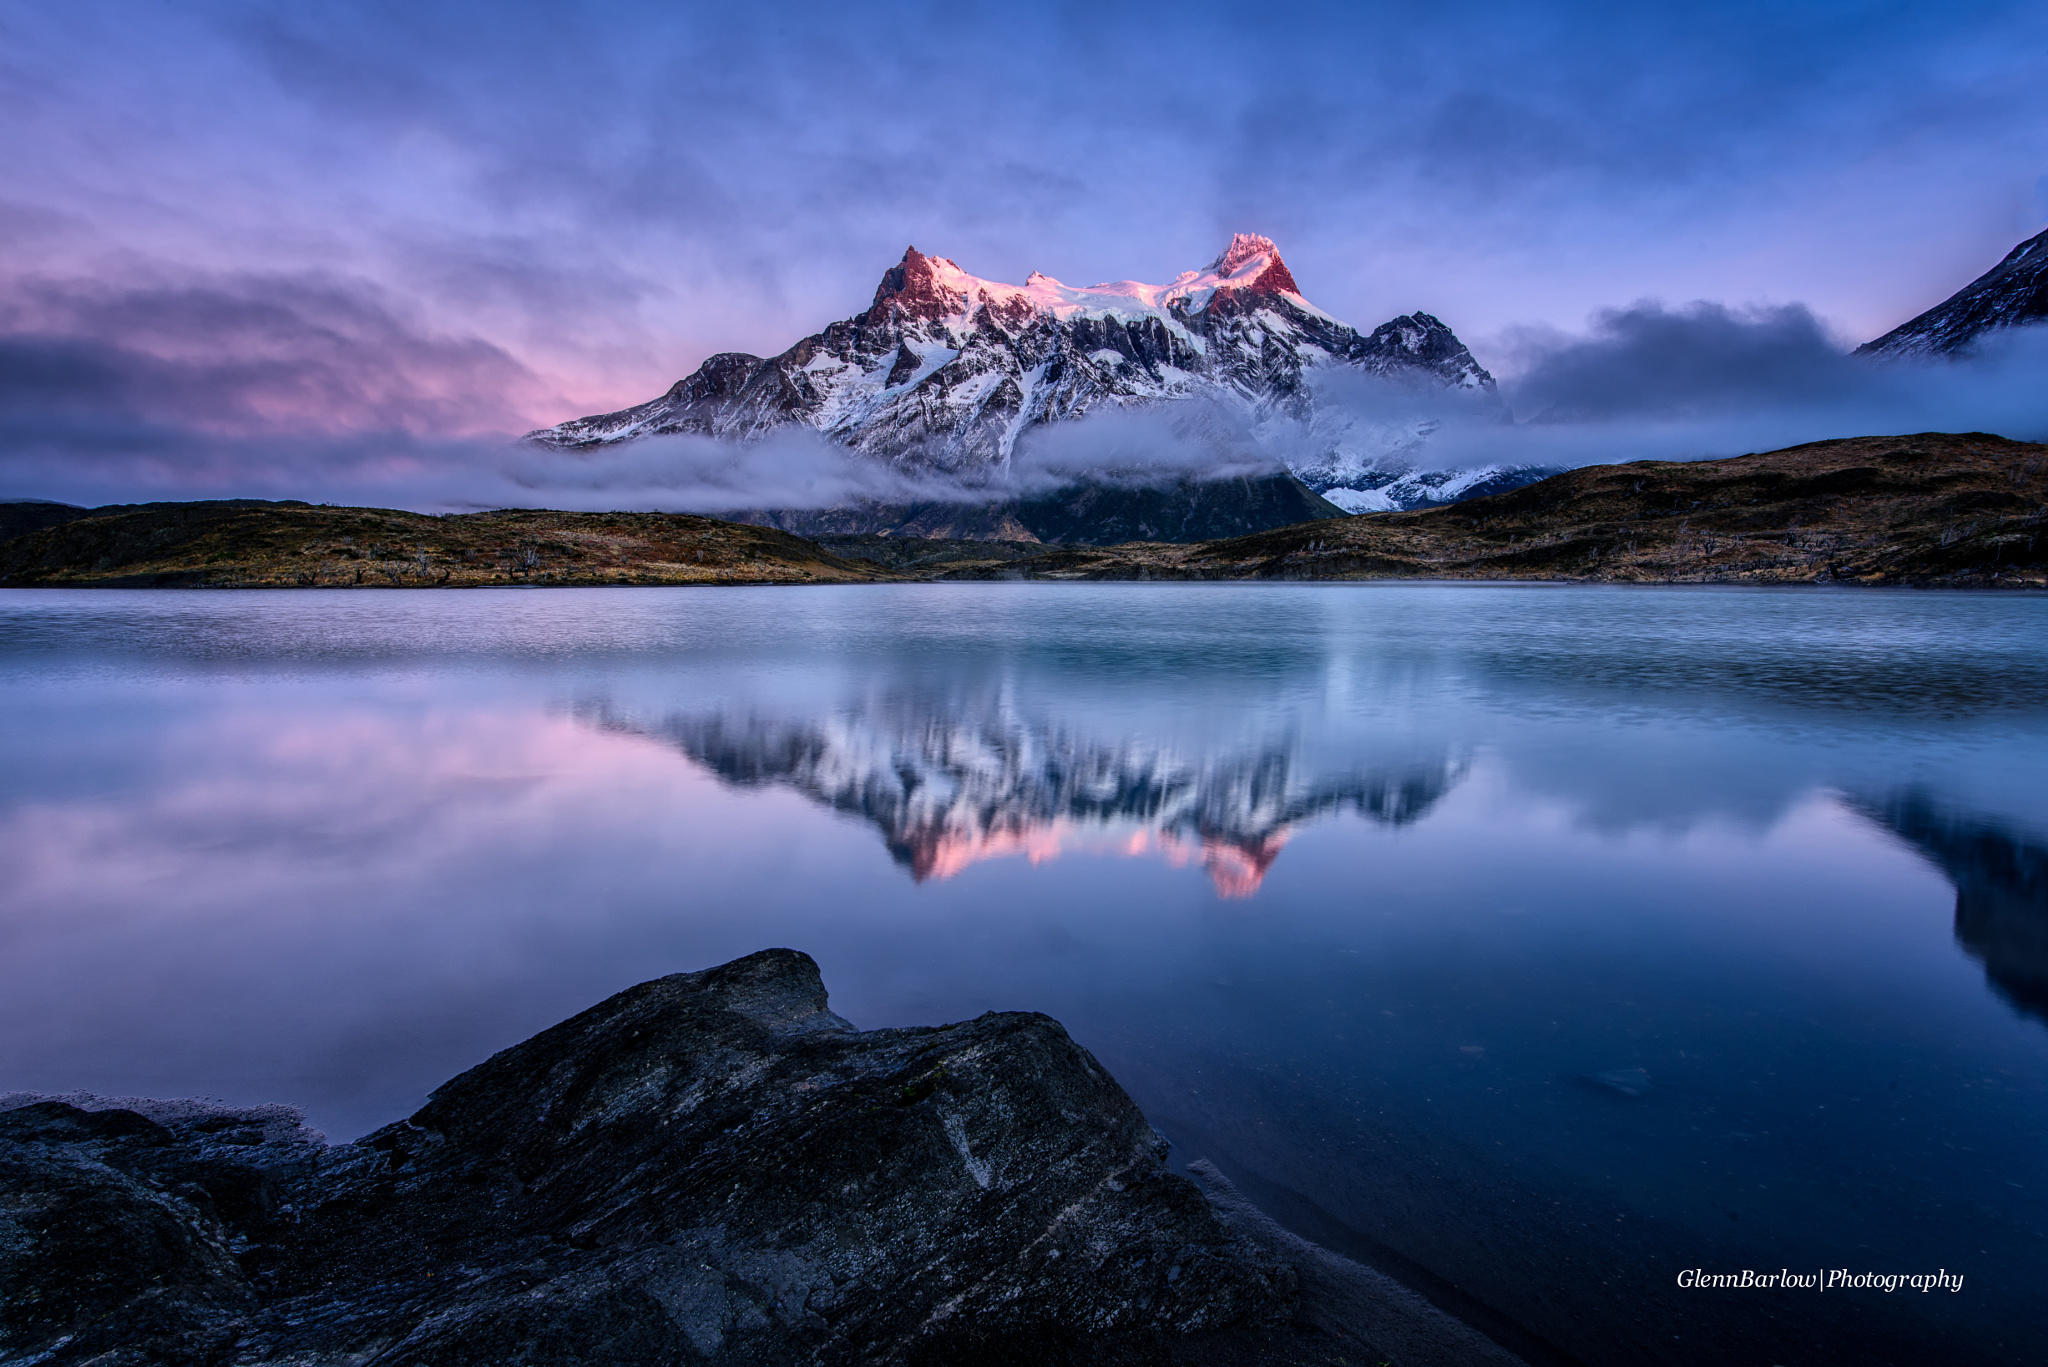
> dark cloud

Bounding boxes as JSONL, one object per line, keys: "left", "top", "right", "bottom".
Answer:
{"left": 1414, "top": 308, "right": 2048, "bottom": 469}
{"left": 1501, "top": 302, "right": 1864, "bottom": 421}
{"left": 0, "top": 272, "right": 550, "bottom": 443}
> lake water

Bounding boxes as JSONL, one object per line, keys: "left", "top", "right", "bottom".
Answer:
{"left": 3, "top": 583, "right": 2045, "bottom": 1366}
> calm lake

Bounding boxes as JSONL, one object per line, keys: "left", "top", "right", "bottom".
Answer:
{"left": 3, "top": 583, "right": 2045, "bottom": 1366}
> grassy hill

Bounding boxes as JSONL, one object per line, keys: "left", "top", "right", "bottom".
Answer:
{"left": 0, "top": 502, "right": 893, "bottom": 587}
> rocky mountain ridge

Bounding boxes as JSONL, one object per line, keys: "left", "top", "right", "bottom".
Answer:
{"left": 528, "top": 234, "right": 1533, "bottom": 512}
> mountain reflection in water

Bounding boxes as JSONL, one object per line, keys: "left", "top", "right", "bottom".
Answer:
{"left": 1863, "top": 790, "right": 2048, "bottom": 1025}
{"left": 591, "top": 697, "right": 1462, "bottom": 897}
{"left": 602, "top": 690, "right": 2048, "bottom": 1035}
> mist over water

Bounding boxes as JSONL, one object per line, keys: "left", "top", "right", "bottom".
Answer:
{"left": 2, "top": 582, "right": 2045, "bottom": 1367}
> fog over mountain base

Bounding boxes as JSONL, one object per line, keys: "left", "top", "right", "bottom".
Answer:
{"left": 4, "top": 292, "right": 2045, "bottom": 519}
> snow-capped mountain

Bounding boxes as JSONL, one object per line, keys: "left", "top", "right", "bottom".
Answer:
{"left": 529, "top": 234, "right": 1535, "bottom": 512}
{"left": 1860, "top": 225, "right": 2048, "bottom": 356}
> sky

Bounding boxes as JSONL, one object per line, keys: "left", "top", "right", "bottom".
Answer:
{"left": 3, "top": 0, "right": 2047, "bottom": 506}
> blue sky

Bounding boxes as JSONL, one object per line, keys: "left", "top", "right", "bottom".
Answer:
{"left": 2, "top": 0, "right": 2045, "bottom": 494}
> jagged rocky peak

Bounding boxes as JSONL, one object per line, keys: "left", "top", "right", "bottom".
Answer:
{"left": 1208, "top": 231, "right": 1302, "bottom": 297}
{"left": 862, "top": 232, "right": 1313, "bottom": 327}
{"left": 870, "top": 245, "right": 973, "bottom": 321}
{"left": 1369, "top": 312, "right": 1480, "bottom": 369}
{"left": 1213, "top": 231, "right": 1280, "bottom": 274}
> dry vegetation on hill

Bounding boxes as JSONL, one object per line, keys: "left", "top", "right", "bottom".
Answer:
{"left": 3, "top": 434, "right": 2044, "bottom": 590}
{"left": 946, "top": 434, "right": 2048, "bottom": 588}
{"left": 0, "top": 503, "right": 889, "bottom": 587}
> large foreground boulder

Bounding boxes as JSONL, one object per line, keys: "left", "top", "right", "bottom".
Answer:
{"left": 0, "top": 950, "right": 1433, "bottom": 1365}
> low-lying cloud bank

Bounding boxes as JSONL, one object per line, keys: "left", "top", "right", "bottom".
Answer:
{"left": 5, "top": 280, "right": 2047, "bottom": 515}
{"left": 1460, "top": 301, "right": 2048, "bottom": 465}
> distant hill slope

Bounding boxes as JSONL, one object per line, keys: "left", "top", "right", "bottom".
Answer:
{"left": 6, "top": 435, "right": 2043, "bottom": 589}
{"left": 744, "top": 472, "right": 1347, "bottom": 545}
{"left": 0, "top": 501, "right": 93, "bottom": 543}
{"left": 0, "top": 502, "right": 894, "bottom": 587}
{"left": 948, "top": 434, "right": 2048, "bottom": 588}
{"left": 1860, "top": 227, "right": 2048, "bottom": 356}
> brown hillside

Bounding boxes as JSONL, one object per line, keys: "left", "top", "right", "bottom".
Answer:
{"left": 952, "top": 434, "right": 2048, "bottom": 588}
{"left": 0, "top": 502, "right": 892, "bottom": 587}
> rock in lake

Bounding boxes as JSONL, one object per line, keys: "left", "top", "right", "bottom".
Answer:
{"left": 0, "top": 949, "right": 1476, "bottom": 1365}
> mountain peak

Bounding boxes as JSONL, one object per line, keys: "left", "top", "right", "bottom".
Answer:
{"left": 1212, "top": 232, "right": 1280, "bottom": 273}
{"left": 530, "top": 233, "right": 1506, "bottom": 511}
{"left": 1208, "top": 232, "right": 1300, "bottom": 296}
{"left": 871, "top": 246, "right": 966, "bottom": 319}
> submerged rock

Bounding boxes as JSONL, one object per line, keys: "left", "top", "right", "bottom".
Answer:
{"left": 0, "top": 949, "right": 1440, "bottom": 1365}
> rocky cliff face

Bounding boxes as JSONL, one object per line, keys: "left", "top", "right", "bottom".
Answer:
{"left": 1859, "top": 226, "right": 2048, "bottom": 356}
{"left": 528, "top": 235, "right": 1530, "bottom": 513}
{"left": 0, "top": 950, "right": 1437, "bottom": 1366}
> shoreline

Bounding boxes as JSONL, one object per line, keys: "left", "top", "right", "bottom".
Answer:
{"left": 3, "top": 576, "right": 2043, "bottom": 592}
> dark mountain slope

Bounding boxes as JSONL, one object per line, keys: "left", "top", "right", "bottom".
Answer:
{"left": 1860, "top": 227, "right": 2048, "bottom": 356}
{"left": 0, "top": 501, "right": 93, "bottom": 542}
{"left": 747, "top": 473, "right": 1347, "bottom": 546}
